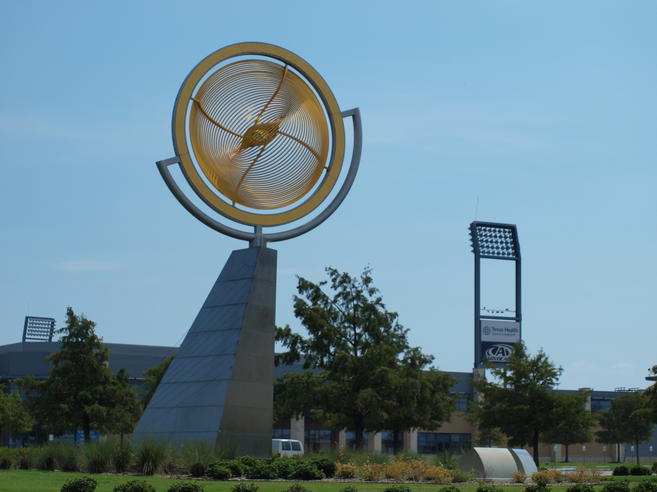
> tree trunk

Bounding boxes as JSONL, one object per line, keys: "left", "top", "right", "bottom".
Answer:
{"left": 354, "top": 415, "right": 364, "bottom": 450}
{"left": 83, "top": 414, "right": 91, "bottom": 443}
{"left": 635, "top": 439, "right": 640, "bottom": 464}
{"left": 565, "top": 444, "right": 569, "bottom": 462}
{"left": 532, "top": 429, "right": 540, "bottom": 466}
{"left": 392, "top": 431, "right": 401, "bottom": 454}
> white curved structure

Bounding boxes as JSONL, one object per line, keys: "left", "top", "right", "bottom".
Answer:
{"left": 458, "top": 447, "right": 519, "bottom": 479}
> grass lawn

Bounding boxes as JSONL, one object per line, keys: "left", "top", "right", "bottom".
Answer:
{"left": 1, "top": 471, "right": 655, "bottom": 492}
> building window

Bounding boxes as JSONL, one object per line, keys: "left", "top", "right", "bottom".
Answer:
{"left": 591, "top": 399, "right": 612, "bottom": 413}
{"left": 454, "top": 396, "right": 469, "bottom": 412}
{"left": 273, "top": 428, "right": 291, "bottom": 439}
{"left": 345, "top": 431, "right": 368, "bottom": 450}
{"left": 417, "top": 432, "right": 471, "bottom": 454}
{"left": 305, "top": 429, "right": 334, "bottom": 452}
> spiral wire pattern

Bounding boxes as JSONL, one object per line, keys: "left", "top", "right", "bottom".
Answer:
{"left": 189, "top": 59, "right": 329, "bottom": 210}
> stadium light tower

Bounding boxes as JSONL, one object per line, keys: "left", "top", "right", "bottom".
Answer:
{"left": 469, "top": 221, "right": 522, "bottom": 368}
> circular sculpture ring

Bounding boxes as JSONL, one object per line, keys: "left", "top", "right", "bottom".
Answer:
{"left": 172, "top": 42, "right": 346, "bottom": 227}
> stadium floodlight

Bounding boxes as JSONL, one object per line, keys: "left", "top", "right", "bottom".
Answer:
{"left": 469, "top": 221, "right": 521, "bottom": 368}
{"left": 22, "top": 316, "right": 55, "bottom": 342}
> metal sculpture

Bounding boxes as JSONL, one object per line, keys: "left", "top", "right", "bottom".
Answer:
{"left": 133, "top": 43, "right": 361, "bottom": 456}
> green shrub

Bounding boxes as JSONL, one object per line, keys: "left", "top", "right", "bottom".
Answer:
{"left": 113, "top": 441, "right": 133, "bottom": 473}
{"left": 82, "top": 441, "right": 113, "bottom": 473}
{"left": 434, "top": 452, "right": 458, "bottom": 470}
{"left": 113, "top": 480, "right": 156, "bottom": 492}
{"left": 340, "top": 486, "right": 359, "bottom": 492}
{"left": 61, "top": 476, "right": 97, "bottom": 492}
{"left": 0, "top": 447, "right": 17, "bottom": 469}
{"left": 135, "top": 439, "right": 169, "bottom": 475}
{"left": 17, "top": 447, "right": 34, "bottom": 469}
{"left": 210, "top": 459, "right": 244, "bottom": 477}
{"left": 634, "top": 480, "right": 657, "bottom": 492}
{"left": 383, "top": 486, "right": 412, "bottom": 492}
{"left": 631, "top": 465, "right": 651, "bottom": 476}
{"left": 53, "top": 442, "right": 80, "bottom": 472}
{"left": 207, "top": 464, "right": 231, "bottom": 480}
{"left": 167, "top": 482, "right": 204, "bottom": 492}
{"left": 477, "top": 485, "right": 505, "bottom": 492}
{"left": 35, "top": 444, "right": 58, "bottom": 471}
{"left": 238, "top": 455, "right": 259, "bottom": 471}
{"left": 441, "top": 486, "right": 461, "bottom": 492}
{"left": 652, "top": 462, "right": 657, "bottom": 474}
{"left": 602, "top": 481, "right": 631, "bottom": 492}
{"left": 567, "top": 485, "right": 595, "bottom": 492}
{"left": 289, "top": 461, "right": 325, "bottom": 480}
{"left": 272, "top": 457, "right": 297, "bottom": 479}
{"left": 281, "top": 484, "right": 311, "bottom": 492}
{"left": 525, "top": 486, "right": 550, "bottom": 492}
{"left": 244, "top": 460, "right": 276, "bottom": 479}
{"left": 614, "top": 466, "right": 630, "bottom": 476}
{"left": 232, "top": 483, "right": 259, "bottom": 492}
{"left": 309, "top": 456, "right": 336, "bottom": 478}
{"left": 451, "top": 470, "right": 473, "bottom": 483}
{"left": 181, "top": 441, "right": 216, "bottom": 477}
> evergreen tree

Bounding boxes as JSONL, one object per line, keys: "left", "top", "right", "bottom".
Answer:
{"left": 21, "top": 307, "right": 138, "bottom": 442}
{"left": 141, "top": 355, "right": 174, "bottom": 409}
{"left": 0, "top": 385, "right": 35, "bottom": 445}
{"left": 471, "top": 342, "right": 562, "bottom": 465}
{"left": 541, "top": 391, "right": 596, "bottom": 462}
{"left": 275, "top": 267, "right": 454, "bottom": 450}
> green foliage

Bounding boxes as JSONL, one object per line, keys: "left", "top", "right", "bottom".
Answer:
{"left": 141, "top": 355, "right": 174, "bottom": 410}
{"left": 602, "top": 480, "right": 631, "bottom": 492}
{"left": 0, "top": 385, "right": 35, "bottom": 440}
{"left": 340, "top": 486, "right": 359, "bottom": 492}
{"left": 61, "top": 476, "right": 98, "bottom": 492}
{"left": 0, "top": 447, "right": 17, "bottom": 469}
{"left": 289, "top": 460, "right": 325, "bottom": 480}
{"left": 180, "top": 441, "right": 216, "bottom": 477}
{"left": 630, "top": 465, "right": 651, "bottom": 476}
{"left": 245, "top": 460, "right": 277, "bottom": 479}
{"left": 272, "top": 456, "right": 297, "bottom": 479}
{"left": 652, "top": 462, "right": 657, "bottom": 473}
{"left": 281, "top": 484, "right": 312, "bottom": 492}
{"left": 238, "top": 455, "right": 259, "bottom": 471}
{"left": 440, "top": 486, "right": 461, "bottom": 492}
{"left": 82, "top": 441, "right": 113, "bottom": 473}
{"left": 476, "top": 485, "right": 505, "bottom": 492}
{"left": 212, "top": 458, "right": 245, "bottom": 477}
{"left": 541, "top": 391, "right": 596, "bottom": 461}
{"left": 166, "top": 482, "right": 204, "bottom": 492}
{"left": 207, "top": 463, "right": 231, "bottom": 480}
{"left": 20, "top": 308, "right": 139, "bottom": 442}
{"left": 276, "top": 267, "right": 454, "bottom": 450}
{"left": 567, "top": 485, "right": 595, "bottom": 492}
{"left": 382, "top": 486, "right": 412, "bottom": 492}
{"left": 533, "top": 474, "right": 550, "bottom": 488}
{"left": 107, "top": 369, "right": 142, "bottom": 438}
{"left": 135, "top": 439, "right": 169, "bottom": 475}
{"left": 471, "top": 341, "right": 562, "bottom": 465}
{"left": 433, "top": 451, "right": 458, "bottom": 470}
{"left": 231, "top": 483, "right": 259, "bottom": 492}
{"left": 113, "top": 480, "right": 156, "bottom": 492}
{"left": 524, "top": 486, "right": 550, "bottom": 492}
{"left": 614, "top": 466, "right": 630, "bottom": 476}
{"left": 451, "top": 470, "right": 473, "bottom": 483}
{"left": 597, "top": 393, "right": 654, "bottom": 464}
{"left": 634, "top": 480, "right": 657, "bottom": 492}
{"left": 308, "top": 455, "right": 336, "bottom": 477}
{"left": 112, "top": 440, "right": 133, "bottom": 473}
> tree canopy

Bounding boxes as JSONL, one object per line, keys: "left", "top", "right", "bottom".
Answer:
{"left": 21, "top": 307, "right": 140, "bottom": 442}
{"left": 597, "top": 392, "right": 653, "bottom": 464}
{"left": 541, "top": 390, "right": 596, "bottom": 462}
{"left": 141, "top": 354, "right": 174, "bottom": 410}
{"left": 470, "top": 341, "right": 562, "bottom": 465}
{"left": 0, "top": 385, "right": 34, "bottom": 445}
{"left": 275, "top": 266, "right": 454, "bottom": 450}
{"left": 645, "top": 365, "right": 657, "bottom": 422}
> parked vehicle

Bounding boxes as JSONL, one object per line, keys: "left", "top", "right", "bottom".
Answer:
{"left": 272, "top": 438, "right": 304, "bottom": 456}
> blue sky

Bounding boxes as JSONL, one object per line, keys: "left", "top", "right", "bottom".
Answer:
{"left": 1, "top": 1, "right": 655, "bottom": 391}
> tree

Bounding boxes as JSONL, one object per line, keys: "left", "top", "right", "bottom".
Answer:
{"left": 21, "top": 307, "right": 137, "bottom": 442}
{"left": 141, "top": 355, "right": 174, "bottom": 409}
{"left": 275, "top": 267, "right": 454, "bottom": 450}
{"left": 541, "top": 391, "right": 595, "bottom": 462}
{"left": 470, "top": 342, "right": 562, "bottom": 465}
{"left": 106, "top": 369, "right": 142, "bottom": 443}
{"left": 597, "top": 392, "right": 653, "bottom": 464}
{"left": 0, "top": 385, "right": 35, "bottom": 445}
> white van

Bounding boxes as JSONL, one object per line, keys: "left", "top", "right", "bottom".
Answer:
{"left": 272, "top": 438, "right": 304, "bottom": 457}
